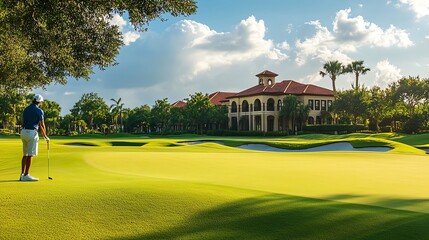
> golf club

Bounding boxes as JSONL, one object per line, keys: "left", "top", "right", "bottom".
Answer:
{"left": 48, "top": 141, "right": 53, "bottom": 180}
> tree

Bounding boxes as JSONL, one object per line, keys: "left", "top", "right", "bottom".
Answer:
{"left": 319, "top": 60, "right": 348, "bottom": 95}
{"left": 367, "top": 86, "right": 389, "bottom": 132}
{"left": 110, "top": 97, "right": 124, "bottom": 132}
{"left": 150, "top": 98, "right": 171, "bottom": 132}
{"left": 296, "top": 102, "right": 310, "bottom": 131}
{"left": 391, "top": 76, "right": 426, "bottom": 115}
{"left": 43, "top": 99, "right": 61, "bottom": 134}
{"left": 185, "top": 92, "right": 213, "bottom": 134}
{"left": 0, "top": 0, "right": 197, "bottom": 90}
{"left": 127, "top": 105, "right": 151, "bottom": 133}
{"left": 70, "top": 93, "right": 109, "bottom": 130}
{"left": 345, "top": 60, "right": 370, "bottom": 90}
{"left": 334, "top": 89, "right": 369, "bottom": 125}
{"left": 280, "top": 95, "right": 299, "bottom": 134}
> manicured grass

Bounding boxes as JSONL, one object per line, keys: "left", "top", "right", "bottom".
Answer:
{"left": 1, "top": 134, "right": 429, "bottom": 239}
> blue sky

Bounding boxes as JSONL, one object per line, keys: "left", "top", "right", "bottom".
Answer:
{"left": 38, "top": 0, "right": 429, "bottom": 115}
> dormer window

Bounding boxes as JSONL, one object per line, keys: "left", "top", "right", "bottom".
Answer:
{"left": 259, "top": 78, "right": 263, "bottom": 85}
{"left": 268, "top": 79, "right": 273, "bottom": 85}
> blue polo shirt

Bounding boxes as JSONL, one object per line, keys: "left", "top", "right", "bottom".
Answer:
{"left": 22, "top": 104, "right": 44, "bottom": 130}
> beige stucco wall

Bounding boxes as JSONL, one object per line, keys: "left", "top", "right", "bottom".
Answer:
{"left": 224, "top": 94, "right": 334, "bottom": 132}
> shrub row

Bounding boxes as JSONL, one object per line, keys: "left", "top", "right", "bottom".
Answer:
{"left": 302, "top": 124, "right": 367, "bottom": 134}
{"left": 207, "top": 125, "right": 368, "bottom": 136}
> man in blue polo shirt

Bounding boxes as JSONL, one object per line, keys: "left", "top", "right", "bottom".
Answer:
{"left": 20, "top": 94, "right": 49, "bottom": 182}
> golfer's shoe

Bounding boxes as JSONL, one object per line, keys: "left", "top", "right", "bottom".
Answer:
{"left": 21, "top": 175, "right": 39, "bottom": 182}
{"left": 19, "top": 173, "right": 24, "bottom": 181}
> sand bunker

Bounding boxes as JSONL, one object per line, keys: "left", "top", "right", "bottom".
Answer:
{"left": 236, "top": 142, "right": 392, "bottom": 152}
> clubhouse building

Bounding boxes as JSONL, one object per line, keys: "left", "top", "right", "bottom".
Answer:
{"left": 173, "top": 70, "right": 335, "bottom": 132}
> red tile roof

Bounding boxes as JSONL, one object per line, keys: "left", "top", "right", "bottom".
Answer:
{"left": 171, "top": 100, "right": 187, "bottom": 108}
{"left": 209, "top": 92, "right": 236, "bottom": 105}
{"left": 228, "top": 80, "right": 334, "bottom": 98}
{"left": 255, "top": 70, "right": 278, "bottom": 77}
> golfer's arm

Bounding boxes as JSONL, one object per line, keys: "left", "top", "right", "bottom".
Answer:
{"left": 39, "top": 120, "right": 48, "bottom": 139}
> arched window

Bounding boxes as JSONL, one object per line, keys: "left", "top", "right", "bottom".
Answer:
{"left": 231, "top": 101, "right": 237, "bottom": 113}
{"left": 268, "top": 79, "right": 273, "bottom": 85}
{"left": 242, "top": 100, "right": 249, "bottom": 112}
{"left": 277, "top": 100, "right": 282, "bottom": 111}
{"left": 308, "top": 117, "right": 314, "bottom": 125}
{"left": 267, "top": 98, "right": 275, "bottom": 111}
{"left": 254, "top": 99, "right": 261, "bottom": 111}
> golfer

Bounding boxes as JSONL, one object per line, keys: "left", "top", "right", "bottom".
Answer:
{"left": 20, "top": 94, "right": 49, "bottom": 181}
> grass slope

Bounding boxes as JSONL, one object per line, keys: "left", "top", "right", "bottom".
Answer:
{"left": 1, "top": 134, "right": 429, "bottom": 239}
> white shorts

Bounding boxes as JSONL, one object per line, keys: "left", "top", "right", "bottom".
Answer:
{"left": 21, "top": 129, "right": 39, "bottom": 156}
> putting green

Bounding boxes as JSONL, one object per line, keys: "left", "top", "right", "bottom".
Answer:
{"left": 1, "top": 135, "right": 429, "bottom": 239}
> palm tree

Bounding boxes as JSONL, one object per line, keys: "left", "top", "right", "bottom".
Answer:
{"left": 280, "top": 95, "right": 299, "bottom": 134}
{"left": 319, "top": 60, "right": 347, "bottom": 95}
{"left": 345, "top": 60, "right": 370, "bottom": 90}
{"left": 110, "top": 98, "right": 124, "bottom": 132}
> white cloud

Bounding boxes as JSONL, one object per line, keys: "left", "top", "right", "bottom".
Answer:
{"left": 425, "top": 35, "right": 429, "bottom": 39}
{"left": 299, "top": 72, "right": 323, "bottom": 84}
{"left": 64, "top": 92, "right": 76, "bottom": 96}
{"left": 295, "top": 9, "right": 413, "bottom": 65}
{"left": 108, "top": 14, "right": 127, "bottom": 31}
{"left": 398, "top": 0, "right": 429, "bottom": 18}
{"left": 123, "top": 31, "right": 140, "bottom": 45}
{"left": 278, "top": 41, "right": 290, "bottom": 50}
{"left": 167, "top": 16, "right": 288, "bottom": 80}
{"left": 107, "top": 14, "right": 140, "bottom": 46}
{"left": 359, "top": 4, "right": 364, "bottom": 8}
{"left": 375, "top": 60, "right": 402, "bottom": 86}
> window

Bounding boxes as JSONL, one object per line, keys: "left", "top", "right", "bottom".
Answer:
{"left": 231, "top": 101, "right": 237, "bottom": 113}
{"left": 321, "top": 100, "right": 326, "bottom": 111}
{"left": 267, "top": 98, "right": 275, "bottom": 111}
{"left": 242, "top": 100, "right": 249, "bottom": 112}
{"left": 308, "top": 99, "right": 314, "bottom": 110}
{"left": 277, "top": 100, "right": 282, "bottom": 111}
{"left": 268, "top": 79, "right": 273, "bottom": 85}
{"left": 259, "top": 78, "right": 263, "bottom": 85}
{"left": 254, "top": 99, "right": 261, "bottom": 111}
{"left": 315, "top": 100, "right": 320, "bottom": 110}
{"left": 308, "top": 117, "right": 314, "bottom": 125}
{"left": 327, "top": 100, "right": 332, "bottom": 111}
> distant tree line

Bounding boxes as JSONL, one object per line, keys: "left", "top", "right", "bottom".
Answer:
{"left": 1, "top": 65, "right": 428, "bottom": 135}
{"left": 0, "top": 91, "right": 228, "bottom": 135}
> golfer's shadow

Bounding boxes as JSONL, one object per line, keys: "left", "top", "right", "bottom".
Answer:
{"left": 0, "top": 180, "right": 20, "bottom": 183}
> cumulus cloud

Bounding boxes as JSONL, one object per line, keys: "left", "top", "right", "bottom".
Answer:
{"left": 178, "top": 16, "right": 288, "bottom": 78}
{"left": 108, "top": 14, "right": 127, "bottom": 31}
{"left": 375, "top": 60, "right": 402, "bottom": 86}
{"left": 398, "top": 0, "right": 429, "bottom": 19}
{"left": 108, "top": 14, "right": 140, "bottom": 45}
{"left": 295, "top": 9, "right": 413, "bottom": 65}
{"left": 123, "top": 32, "right": 140, "bottom": 45}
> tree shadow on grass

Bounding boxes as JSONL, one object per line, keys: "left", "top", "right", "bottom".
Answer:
{"left": 120, "top": 194, "right": 429, "bottom": 240}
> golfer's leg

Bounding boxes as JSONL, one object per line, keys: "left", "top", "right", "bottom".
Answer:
{"left": 24, "top": 156, "right": 32, "bottom": 176}
{"left": 21, "top": 156, "right": 26, "bottom": 174}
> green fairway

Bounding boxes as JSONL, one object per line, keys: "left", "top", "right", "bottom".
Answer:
{"left": 1, "top": 134, "right": 429, "bottom": 239}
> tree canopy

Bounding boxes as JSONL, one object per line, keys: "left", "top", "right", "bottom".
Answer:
{"left": 0, "top": 0, "right": 197, "bottom": 92}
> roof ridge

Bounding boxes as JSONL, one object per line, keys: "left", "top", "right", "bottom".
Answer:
{"left": 303, "top": 84, "right": 309, "bottom": 93}
{"left": 270, "top": 82, "right": 277, "bottom": 88}
{"left": 284, "top": 80, "right": 292, "bottom": 93}
{"left": 263, "top": 85, "right": 268, "bottom": 92}
{"left": 209, "top": 91, "right": 219, "bottom": 101}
